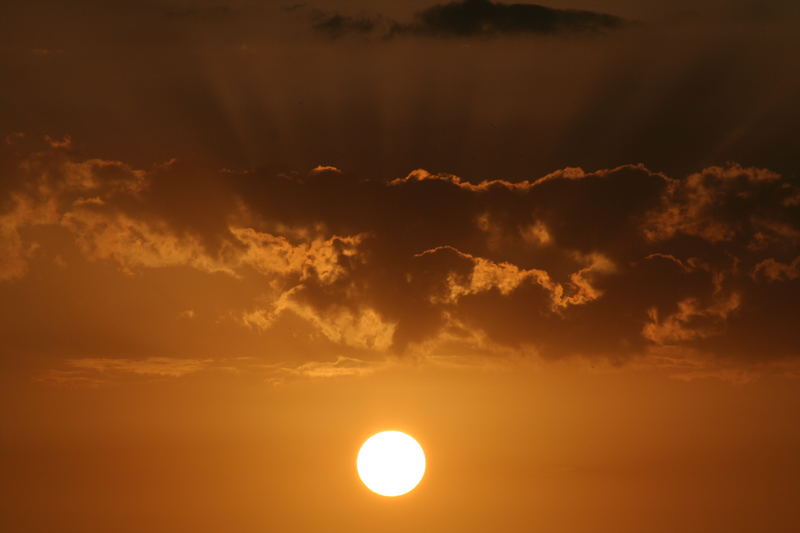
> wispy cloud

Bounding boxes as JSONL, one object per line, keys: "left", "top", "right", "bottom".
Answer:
{"left": 37, "top": 357, "right": 212, "bottom": 386}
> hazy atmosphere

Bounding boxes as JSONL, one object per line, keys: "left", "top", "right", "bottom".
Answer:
{"left": 2, "top": 1, "right": 799, "bottom": 531}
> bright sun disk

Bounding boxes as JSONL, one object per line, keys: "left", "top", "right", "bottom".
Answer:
{"left": 356, "top": 431, "right": 426, "bottom": 497}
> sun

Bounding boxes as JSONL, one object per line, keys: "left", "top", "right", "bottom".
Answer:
{"left": 356, "top": 431, "right": 426, "bottom": 497}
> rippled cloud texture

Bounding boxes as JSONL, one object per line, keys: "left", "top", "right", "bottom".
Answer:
{"left": 2, "top": 136, "right": 798, "bottom": 383}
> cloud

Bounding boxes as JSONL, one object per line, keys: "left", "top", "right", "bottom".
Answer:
{"left": 753, "top": 257, "right": 800, "bottom": 282}
{"left": 407, "top": 0, "right": 625, "bottom": 38}
{"left": 37, "top": 354, "right": 391, "bottom": 387}
{"left": 308, "top": 0, "right": 625, "bottom": 40}
{"left": 0, "top": 195, "right": 47, "bottom": 280}
{"left": 233, "top": 226, "right": 364, "bottom": 283}
{"left": 68, "top": 356, "right": 210, "bottom": 377}
{"left": 62, "top": 209, "right": 236, "bottom": 275}
{"left": 646, "top": 348, "right": 800, "bottom": 384}
{"left": 242, "top": 286, "right": 396, "bottom": 351}
{"left": 309, "top": 11, "right": 388, "bottom": 39}
{"left": 272, "top": 355, "right": 388, "bottom": 384}
{"left": 37, "top": 357, "right": 212, "bottom": 386}
{"left": 3, "top": 138, "right": 800, "bottom": 379}
{"left": 416, "top": 245, "right": 614, "bottom": 309}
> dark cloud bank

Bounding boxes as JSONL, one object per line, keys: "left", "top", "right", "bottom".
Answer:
{"left": 2, "top": 137, "right": 799, "bottom": 376}
{"left": 311, "top": 0, "right": 626, "bottom": 39}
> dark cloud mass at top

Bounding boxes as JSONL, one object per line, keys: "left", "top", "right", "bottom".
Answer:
{"left": 310, "top": 0, "right": 625, "bottom": 39}
{"left": 410, "top": 0, "right": 625, "bottom": 37}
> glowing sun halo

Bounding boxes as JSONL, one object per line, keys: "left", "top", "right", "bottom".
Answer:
{"left": 357, "top": 431, "right": 426, "bottom": 497}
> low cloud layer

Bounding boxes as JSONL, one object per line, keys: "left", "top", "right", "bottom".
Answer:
{"left": 310, "top": 0, "right": 625, "bottom": 39}
{"left": 2, "top": 135, "right": 799, "bottom": 382}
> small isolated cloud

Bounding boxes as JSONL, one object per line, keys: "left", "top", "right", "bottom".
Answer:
{"left": 178, "top": 309, "right": 196, "bottom": 319}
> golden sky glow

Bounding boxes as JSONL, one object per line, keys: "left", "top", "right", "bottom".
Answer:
{"left": 1, "top": 1, "right": 799, "bottom": 532}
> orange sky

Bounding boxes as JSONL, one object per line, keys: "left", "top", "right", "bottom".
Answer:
{"left": 3, "top": 361, "right": 799, "bottom": 532}
{"left": 1, "top": 1, "right": 799, "bottom": 532}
